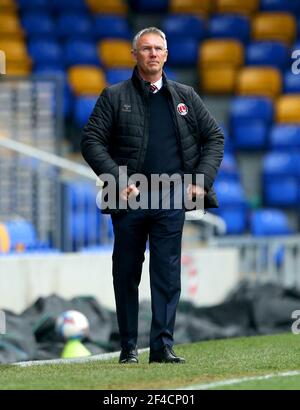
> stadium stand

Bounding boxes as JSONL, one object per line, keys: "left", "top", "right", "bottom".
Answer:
{"left": 215, "top": 0, "right": 259, "bottom": 16}
{"left": 199, "top": 39, "right": 244, "bottom": 93}
{"left": 252, "top": 12, "right": 297, "bottom": 45}
{"left": 1, "top": 0, "right": 300, "bottom": 249}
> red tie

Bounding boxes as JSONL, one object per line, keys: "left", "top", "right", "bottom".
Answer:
{"left": 150, "top": 84, "right": 158, "bottom": 93}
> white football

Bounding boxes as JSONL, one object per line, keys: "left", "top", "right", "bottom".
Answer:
{"left": 55, "top": 310, "right": 89, "bottom": 340}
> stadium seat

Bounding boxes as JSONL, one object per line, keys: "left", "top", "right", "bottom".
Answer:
{"left": 252, "top": 12, "right": 297, "bottom": 45}
{"left": 57, "top": 13, "right": 93, "bottom": 41}
{"left": 34, "top": 67, "right": 72, "bottom": 117}
{"left": 283, "top": 71, "right": 300, "bottom": 93}
{"left": 200, "top": 67, "right": 239, "bottom": 94}
{"left": 260, "top": 0, "right": 300, "bottom": 14}
{"left": 209, "top": 14, "right": 250, "bottom": 44}
{"left": 245, "top": 41, "right": 289, "bottom": 71}
{"left": 94, "top": 15, "right": 131, "bottom": 40}
{"left": 62, "top": 181, "right": 101, "bottom": 251}
{"left": 217, "top": 152, "right": 240, "bottom": 181}
{"left": 50, "top": 0, "right": 87, "bottom": 12}
{"left": 105, "top": 68, "right": 132, "bottom": 85}
{"left": 214, "top": 178, "right": 248, "bottom": 234}
{"left": 263, "top": 141, "right": 300, "bottom": 207}
{"left": 0, "top": 12, "right": 24, "bottom": 39}
{"left": 0, "top": 223, "right": 10, "bottom": 253}
{"left": 264, "top": 177, "right": 299, "bottom": 206}
{"left": 269, "top": 125, "right": 300, "bottom": 150}
{"left": 0, "top": 0, "right": 18, "bottom": 12}
{"left": 199, "top": 39, "right": 244, "bottom": 94}
{"left": 276, "top": 95, "right": 300, "bottom": 123}
{"left": 86, "top": 0, "right": 128, "bottom": 14}
{"left": 236, "top": 67, "right": 282, "bottom": 99}
{"left": 263, "top": 151, "right": 300, "bottom": 177}
{"left": 167, "top": 38, "right": 199, "bottom": 67}
{"left": 250, "top": 209, "right": 294, "bottom": 236}
{"left": 162, "top": 15, "right": 206, "bottom": 42}
{"left": 63, "top": 40, "right": 100, "bottom": 67}
{"left": 74, "top": 95, "right": 98, "bottom": 128}
{"left": 98, "top": 40, "right": 133, "bottom": 68}
{"left": 17, "top": 0, "right": 50, "bottom": 10}
{"left": 5, "top": 220, "right": 37, "bottom": 251}
{"left": 170, "top": 0, "right": 213, "bottom": 17}
{"left": 28, "top": 40, "right": 63, "bottom": 67}
{"left": 68, "top": 65, "right": 106, "bottom": 95}
{"left": 217, "top": 209, "right": 248, "bottom": 234}
{"left": 21, "top": 12, "right": 56, "bottom": 39}
{"left": 130, "top": 0, "right": 168, "bottom": 13}
{"left": 0, "top": 39, "right": 32, "bottom": 71}
{"left": 200, "top": 39, "right": 244, "bottom": 68}
{"left": 230, "top": 96, "right": 273, "bottom": 150}
{"left": 215, "top": 0, "right": 259, "bottom": 16}
{"left": 214, "top": 179, "right": 247, "bottom": 207}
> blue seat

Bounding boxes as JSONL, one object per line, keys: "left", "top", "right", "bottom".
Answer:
{"left": 18, "top": 0, "right": 51, "bottom": 11}
{"left": 62, "top": 181, "right": 100, "bottom": 251}
{"left": 33, "top": 67, "right": 72, "bottom": 116}
{"left": 214, "top": 179, "right": 247, "bottom": 207}
{"left": 28, "top": 40, "right": 63, "bottom": 66}
{"left": 283, "top": 70, "right": 300, "bottom": 93}
{"left": 5, "top": 220, "right": 37, "bottom": 251}
{"left": 264, "top": 176, "right": 299, "bottom": 206}
{"left": 63, "top": 41, "right": 100, "bottom": 67}
{"left": 74, "top": 96, "right": 98, "bottom": 128}
{"left": 246, "top": 41, "right": 289, "bottom": 71}
{"left": 57, "top": 13, "right": 93, "bottom": 41}
{"left": 263, "top": 152, "right": 300, "bottom": 177}
{"left": 230, "top": 96, "right": 274, "bottom": 150}
{"left": 94, "top": 16, "right": 131, "bottom": 40}
{"left": 209, "top": 14, "right": 250, "bottom": 44}
{"left": 167, "top": 38, "right": 198, "bottom": 66}
{"left": 217, "top": 152, "right": 240, "bottom": 181}
{"left": 21, "top": 12, "right": 56, "bottom": 39}
{"left": 130, "top": 0, "right": 168, "bottom": 12}
{"left": 218, "top": 209, "right": 247, "bottom": 234}
{"left": 162, "top": 15, "right": 206, "bottom": 42}
{"left": 106, "top": 68, "right": 132, "bottom": 85}
{"left": 263, "top": 151, "right": 300, "bottom": 206}
{"left": 50, "top": 0, "right": 87, "bottom": 12}
{"left": 163, "top": 67, "right": 177, "bottom": 81}
{"left": 251, "top": 209, "right": 293, "bottom": 236}
{"left": 269, "top": 125, "right": 300, "bottom": 150}
{"left": 260, "top": 0, "right": 300, "bottom": 14}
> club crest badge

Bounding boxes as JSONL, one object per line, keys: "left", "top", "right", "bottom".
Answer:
{"left": 177, "top": 103, "right": 188, "bottom": 116}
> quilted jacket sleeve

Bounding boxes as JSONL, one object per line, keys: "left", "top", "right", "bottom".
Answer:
{"left": 81, "top": 88, "right": 121, "bottom": 182}
{"left": 190, "top": 88, "right": 224, "bottom": 192}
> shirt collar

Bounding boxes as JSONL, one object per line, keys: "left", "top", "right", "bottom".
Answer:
{"left": 151, "top": 77, "right": 163, "bottom": 91}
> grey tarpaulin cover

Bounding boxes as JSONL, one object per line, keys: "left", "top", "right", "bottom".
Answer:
{"left": 0, "top": 281, "right": 299, "bottom": 363}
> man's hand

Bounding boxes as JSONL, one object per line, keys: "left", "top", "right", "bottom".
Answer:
{"left": 187, "top": 184, "right": 206, "bottom": 200}
{"left": 120, "top": 184, "right": 140, "bottom": 201}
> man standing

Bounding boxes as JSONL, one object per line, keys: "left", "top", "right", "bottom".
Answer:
{"left": 81, "top": 27, "right": 224, "bottom": 364}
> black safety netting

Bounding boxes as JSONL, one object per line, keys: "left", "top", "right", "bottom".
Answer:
{"left": 0, "top": 281, "right": 299, "bottom": 363}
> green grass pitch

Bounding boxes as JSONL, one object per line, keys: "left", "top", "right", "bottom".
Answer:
{"left": 1, "top": 333, "right": 300, "bottom": 390}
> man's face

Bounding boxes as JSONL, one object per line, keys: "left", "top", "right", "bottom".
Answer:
{"left": 132, "top": 33, "right": 168, "bottom": 77}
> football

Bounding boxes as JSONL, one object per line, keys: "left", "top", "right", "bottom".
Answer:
{"left": 55, "top": 310, "right": 89, "bottom": 341}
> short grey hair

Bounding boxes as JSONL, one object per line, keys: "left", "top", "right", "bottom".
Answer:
{"left": 132, "top": 27, "right": 167, "bottom": 50}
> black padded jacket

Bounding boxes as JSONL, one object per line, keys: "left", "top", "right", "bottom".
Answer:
{"left": 81, "top": 67, "right": 224, "bottom": 213}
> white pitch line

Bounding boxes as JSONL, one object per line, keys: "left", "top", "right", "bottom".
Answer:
{"left": 13, "top": 348, "right": 149, "bottom": 367}
{"left": 178, "top": 370, "right": 300, "bottom": 390}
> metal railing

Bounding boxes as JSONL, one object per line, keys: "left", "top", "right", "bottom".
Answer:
{"left": 209, "top": 235, "right": 300, "bottom": 289}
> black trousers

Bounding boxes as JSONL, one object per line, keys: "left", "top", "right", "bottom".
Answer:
{"left": 111, "top": 205, "right": 185, "bottom": 351}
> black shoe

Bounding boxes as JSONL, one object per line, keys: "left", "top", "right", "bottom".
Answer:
{"left": 119, "top": 347, "right": 138, "bottom": 364}
{"left": 149, "top": 346, "right": 185, "bottom": 364}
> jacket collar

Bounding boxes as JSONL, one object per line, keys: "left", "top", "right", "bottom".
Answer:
{"left": 131, "top": 66, "right": 171, "bottom": 95}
